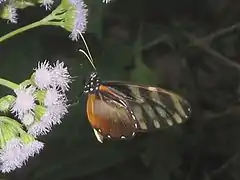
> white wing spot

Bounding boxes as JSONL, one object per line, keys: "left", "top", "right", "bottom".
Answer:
{"left": 156, "top": 107, "right": 167, "bottom": 118}
{"left": 173, "top": 113, "right": 183, "bottom": 123}
{"left": 131, "top": 114, "right": 136, "bottom": 120}
{"left": 134, "top": 123, "right": 138, "bottom": 128}
{"left": 119, "top": 99, "right": 128, "bottom": 108}
{"left": 132, "top": 132, "right": 135, "bottom": 136}
{"left": 93, "top": 129, "right": 103, "bottom": 143}
{"left": 153, "top": 120, "right": 160, "bottom": 128}
{"left": 121, "top": 136, "right": 126, "bottom": 139}
{"left": 166, "top": 119, "right": 173, "bottom": 126}
{"left": 107, "top": 135, "right": 111, "bottom": 138}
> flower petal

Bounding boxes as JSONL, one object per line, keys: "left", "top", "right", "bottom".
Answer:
{"left": 34, "top": 60, "right": 53, "bottom": 89}
{"left": 0, "top": 139, "right": 25, "bottom": 173}
{"left": 68, "top": 0, "right": 88, "bottom": 41}
{"left": 11, "top": 86, "right": 36, "bottom": 119}
{"left": 51, "top": 61, "right": 72, "bottom": 92}
{"left": 22, "top": 140, "right": 44, "bottom": 158}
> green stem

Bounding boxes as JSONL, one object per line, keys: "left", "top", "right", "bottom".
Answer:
{"left": 44, "top": 21, "right": 62, "bottom": 26}
{"left": 0, "top": 2, "right": 66, "bottom": 43}
{"left": 0, "top": 8, "right": 61, "bottom": 43}
{"left": 0, "top": 78, "right": 18, "bottom": 90}
{"left": 0, "top": 20, "right": 44, "bottom": 43}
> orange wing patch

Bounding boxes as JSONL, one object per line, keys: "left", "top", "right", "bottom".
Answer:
{"left": 87, "top": 94, "right": 110, "bottom": 133}
{"left": 86, "top": 93, "right": 136, "bottom": 141}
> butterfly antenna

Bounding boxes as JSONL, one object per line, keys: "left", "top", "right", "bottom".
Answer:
{"left": 79, "top": 49, "right": 96, "bottom": 70}
{"left": 79, "top": 32, "right": 96, "bottom": 70}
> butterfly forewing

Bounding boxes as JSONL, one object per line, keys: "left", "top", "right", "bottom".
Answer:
{"left": 101, "top": 81, "right": 191, "bottom": 131}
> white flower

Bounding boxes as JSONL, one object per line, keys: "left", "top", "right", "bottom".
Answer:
{"left": 22, "top": 140, "right": 44, "bottom": 158}
{"left": 47, "top": 103, "right": 68, "bottom": 125}
{"left": 51, "top": 61, "right": 72, "bottom": 92}
{"left": 11, "top": 86, "right": 36, "bottom": 119}
{"left": 44, "top": 88, "right": 67, "bottom": 107}
{"left": 22, "top": 112, "right": 35, "bottom": 126}
{"left": 5, "top": 5, "right": 18, "bottom": 24}
{"left": 34, "top": 61, "right": 53, "bottom": 89}
{"left": 41, "top": 0, "right": 54, "bottom": 10}
{"left": 68, "top": 0, "right": 88, "bottom": 41}
{"left": 27, "top": 120, "right": 51, "bottom": 137}
{"left": 0, "top": 0, "right": 6, "bottom": 4}
{"left": 28, "top": 103, "right": 68, "bottom": 137}
{"left": 0, "top": 139, "right": 25, "bottom": 173}
{"left": 34, "top": 60, "right": 72, "bottom": 92}
{"left": 0, "top": 137, "right": 44, "bottom": 173}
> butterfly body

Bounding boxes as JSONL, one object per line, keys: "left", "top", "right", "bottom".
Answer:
{"left": 84, "top": 72, "right": 191, "bottom": 143}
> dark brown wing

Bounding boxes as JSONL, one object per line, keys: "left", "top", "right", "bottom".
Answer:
{"left": 86, "top": 88, "right": 137, "bottom": 143}
{"left": 101, "top": 81, "right": 191, "bottom": 132}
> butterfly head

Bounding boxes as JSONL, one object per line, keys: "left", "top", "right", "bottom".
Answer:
{"left": 84, "top": 71, "right": 101, "bottom": 94}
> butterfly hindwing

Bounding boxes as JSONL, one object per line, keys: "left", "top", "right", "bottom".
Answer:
{"left": 86, "top": 92, "right": 137, "bottom": 142}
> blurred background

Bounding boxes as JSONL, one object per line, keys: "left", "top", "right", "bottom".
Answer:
{"left": 1, "top": 0, "right": 240, "bottom": 179}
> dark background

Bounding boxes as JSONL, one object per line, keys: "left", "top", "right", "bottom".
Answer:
{"left": 1, "top": 0, "right": 240, "bottom": 179}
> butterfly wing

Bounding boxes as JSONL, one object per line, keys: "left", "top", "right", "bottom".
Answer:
{"left": 101, "top": 81, "right": 191, "bottom": 132}
{"left": 86, "top": 81, "right": 191, "bottom": 143}
{"left": 86, "top": 91, "right": 137, "bottom": 143}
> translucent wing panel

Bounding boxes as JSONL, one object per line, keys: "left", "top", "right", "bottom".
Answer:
{"left": 102, "top": 82, "right": 191, "bottom": 131}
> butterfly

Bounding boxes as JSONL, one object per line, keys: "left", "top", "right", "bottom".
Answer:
{"left": 79, "top": 35, "right": 191, "bottom": 143}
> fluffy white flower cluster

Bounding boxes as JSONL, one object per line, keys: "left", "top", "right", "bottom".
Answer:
{"left": 0, "top": 137, "right": 44, "bottom": 173}
{"left": 0, "top": 0, "right": 54, "bottom": 24}
{"left": 0, "top": 60, "right": 71, "bottom": 173}
{"left": 68, "top": 0, "right": 88, "bottom": 41}
{"left": 12, "top": 60, "right": 71, "bottom": 137}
